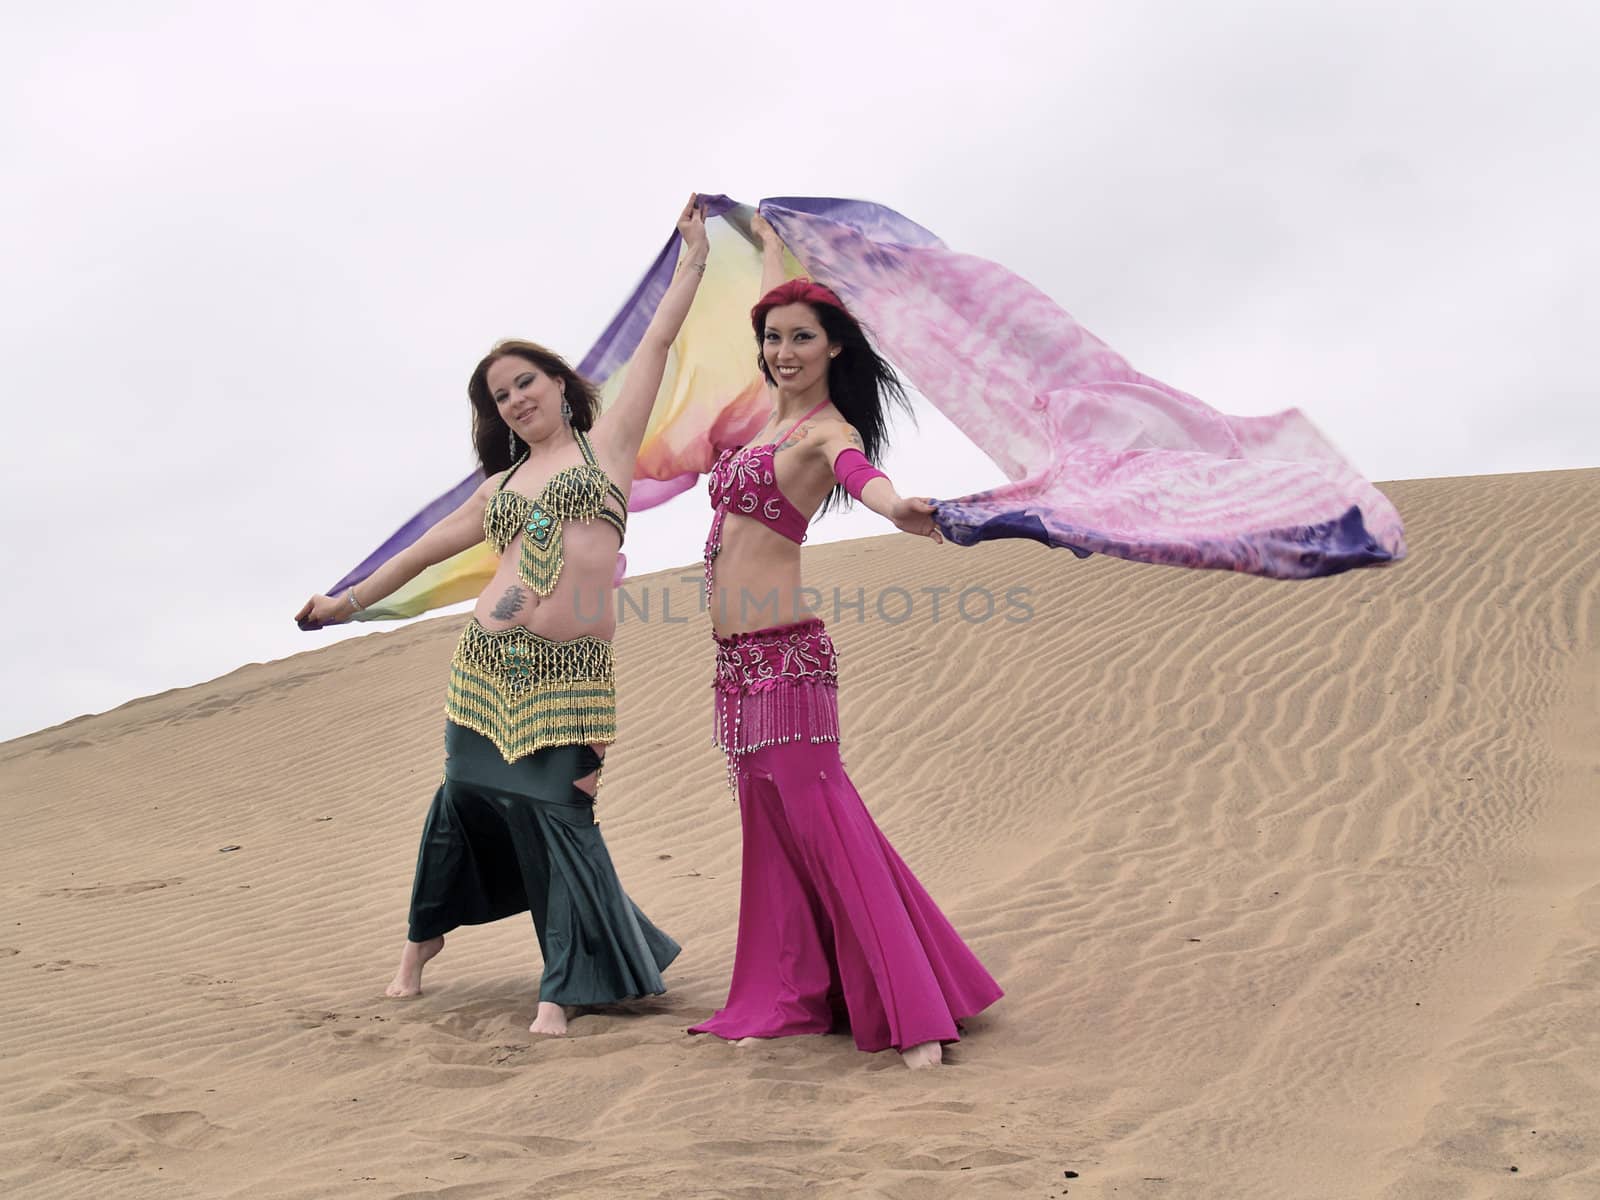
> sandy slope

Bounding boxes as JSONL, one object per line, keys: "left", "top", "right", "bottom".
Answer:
{"left": 2, "top": 468, "right": 1596, "bottom": 1200}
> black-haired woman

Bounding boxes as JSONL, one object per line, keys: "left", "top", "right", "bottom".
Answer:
{"left": 689, "top": 214, "right": 1002, "bottom": 1068}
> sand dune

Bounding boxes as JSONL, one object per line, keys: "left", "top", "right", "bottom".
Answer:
{"left": 2, "top": 467, "right": 1596, "bottom": 1199}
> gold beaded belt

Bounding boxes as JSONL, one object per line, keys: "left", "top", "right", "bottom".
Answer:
{"left": 446, "top": 619, "right": 617, "bottom": 763}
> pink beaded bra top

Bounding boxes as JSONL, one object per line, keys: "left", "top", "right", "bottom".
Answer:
{"left": 707, "top": 443, "right": 810, "bottom": 543}
{"left": 703, "top": 400, "right": 830, "bottom": 596}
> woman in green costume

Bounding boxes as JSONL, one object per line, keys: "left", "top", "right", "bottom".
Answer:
{"left": 296, "top": 197, "right": 708, "bottom": 1035}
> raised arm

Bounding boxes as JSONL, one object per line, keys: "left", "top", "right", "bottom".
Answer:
{"left": 295, "top": 473, "right": 499, "bottom": 628}
{"left": 592, "top": 194, "right": 710, "bottom": 464}
{"left": 752, "top": 211, "right": 788, "bottom": 298}
{"left": 815, "top": 422, "right": 943, "bottom": 544}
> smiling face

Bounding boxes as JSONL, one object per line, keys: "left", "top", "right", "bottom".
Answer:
{"left": 486, "top": 354, "right": 566, "bottom": 446}
{"left": 761, "top": 302, "right": 839, "bottom": 394}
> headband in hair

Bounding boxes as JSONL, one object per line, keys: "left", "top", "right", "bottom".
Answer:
{"left": 750, "top": 278, "right": 849, "bottom": 332}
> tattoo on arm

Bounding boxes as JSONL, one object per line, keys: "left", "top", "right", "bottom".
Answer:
{"left": 490, "top": 586, "right": 527, "bottom": 621}
{"left": 846, "top": 427, "right": 865, "bottom": 452}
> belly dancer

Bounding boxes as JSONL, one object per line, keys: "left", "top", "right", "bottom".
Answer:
{"left": 296, "top": 197, "right": 709, "bottom": 1035}
{"left": 689, "top": 214, "right": 1002, "bottom": 1068}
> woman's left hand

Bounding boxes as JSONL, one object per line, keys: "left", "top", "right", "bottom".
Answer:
{"left": 677, "top": 193, "right": 708, "bottom": 257}
{"left": 890, "top": 496, "right": 944, "bottom": 543}
{"left": 751, "top": 210, "right": 782, "bottom": 250}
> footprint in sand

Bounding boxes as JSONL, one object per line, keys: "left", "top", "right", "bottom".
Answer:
{"left": 329, "top": 1027, "right": 398, "bottom": 1053}
{"left": 38, "top": 1109, "right": 225, "bottom": 1171}
{"left": 180, "top": 973, "right": 235, "bottom": 987}
{"left": 289, "top": 1009, "right": 342, "bottom": 1029}
{"left": 70, "top": 1071, "right": 170, "bottom": 1101}
{"left": 129, "top": 1110, "right": 226, "bottom": 1150}
{"left": 21, "top": 1071, "right": 171, "bottom": 1116}
{"left": 417, "top": 1065, "right": 516, "bottom": 1090}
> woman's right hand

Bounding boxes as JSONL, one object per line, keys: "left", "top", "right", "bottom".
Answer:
{"left": 677, "top": 193, "right": 709, "bottom": 258}
{"left": 295, "top": 593, "right": 354, "bottom": 629}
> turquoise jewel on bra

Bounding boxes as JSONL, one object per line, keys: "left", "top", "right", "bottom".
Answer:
{"left": 527, "top": 509, "right": 554, "bottom": 542}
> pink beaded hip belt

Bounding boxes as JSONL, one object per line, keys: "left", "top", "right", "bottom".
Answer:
{"left": 712, "top": 618, "right": 840, "bottom": 774}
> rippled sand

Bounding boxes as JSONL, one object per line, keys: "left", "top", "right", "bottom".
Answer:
{"left": 3, "top": 468, "right": 1596, "bottom": 1199}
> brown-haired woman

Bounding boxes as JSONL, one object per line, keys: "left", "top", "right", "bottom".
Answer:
{"left": 296, "top": 197, "right": 708, "bottom": 1035}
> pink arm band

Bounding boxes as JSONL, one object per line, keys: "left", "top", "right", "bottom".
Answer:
{"left": 833, "top": 448, "right": 889, "bottom": 501}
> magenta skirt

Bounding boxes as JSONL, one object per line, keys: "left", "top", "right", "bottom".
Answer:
{"left": 691, "top": 619, "right": 1002, "bottom": 1053}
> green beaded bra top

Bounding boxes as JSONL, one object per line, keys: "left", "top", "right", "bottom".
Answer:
{"left": 483, "top": 429, "right": 627, "bottom": 597}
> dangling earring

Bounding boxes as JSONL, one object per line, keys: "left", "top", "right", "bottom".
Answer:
{"left": 507, "top": 426, "right": 518, "bottom": 460}
{"left": 560, "top": 393, "right": 572, "bottom": 422}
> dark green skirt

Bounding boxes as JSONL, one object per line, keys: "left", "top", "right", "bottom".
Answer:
{"left": 405, "top": 722, "right": 680, "bottom": 1005}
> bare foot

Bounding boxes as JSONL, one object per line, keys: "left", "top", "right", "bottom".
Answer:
{"left": 735, "top": 1036, "right": 770, "bottom": 1047}
{"left": 900, "top": 1041, "right": 943, "bottom": 1070}
{"left": 529, "top": 1001, "right": 568, "bottom": 1036}
{"left": 384, "top": 936, "right": 443, "bottom": 997}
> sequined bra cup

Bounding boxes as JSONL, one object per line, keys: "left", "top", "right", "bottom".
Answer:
{"left": 483, "top": 429, "right": 627, "bottom": 597}
{"left": 706, "top": 443, "right": 812, "bottom": 544}
{"left": 702, "top": 401, "right": 832, "bottom": 604}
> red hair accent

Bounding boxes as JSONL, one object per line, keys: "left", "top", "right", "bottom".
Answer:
{"left": 750, "top": 278, "right": 848, "bottom": 332}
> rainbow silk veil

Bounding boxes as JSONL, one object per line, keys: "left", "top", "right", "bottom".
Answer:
{"left": 320, "top": 194, "right": 1404, "bottom": 624}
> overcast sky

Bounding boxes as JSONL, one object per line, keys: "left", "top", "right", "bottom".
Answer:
{"left": 2, "top": 0, "right": 1595, "bottom": 743}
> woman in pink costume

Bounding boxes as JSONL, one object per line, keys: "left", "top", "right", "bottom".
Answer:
{"left": 690, "top": 215, "right": 1002, "bottom": 1069}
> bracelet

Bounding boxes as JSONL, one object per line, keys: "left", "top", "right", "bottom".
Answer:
{"left": 346, "top": 588, "right": 364, "bottom": 613}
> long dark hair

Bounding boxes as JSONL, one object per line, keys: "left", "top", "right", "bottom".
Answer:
{"left": 754, "top": 288, "right": 911, "bottom": 513}
{"left": 467, "top": 340, "right": 602, "bottom": 476}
